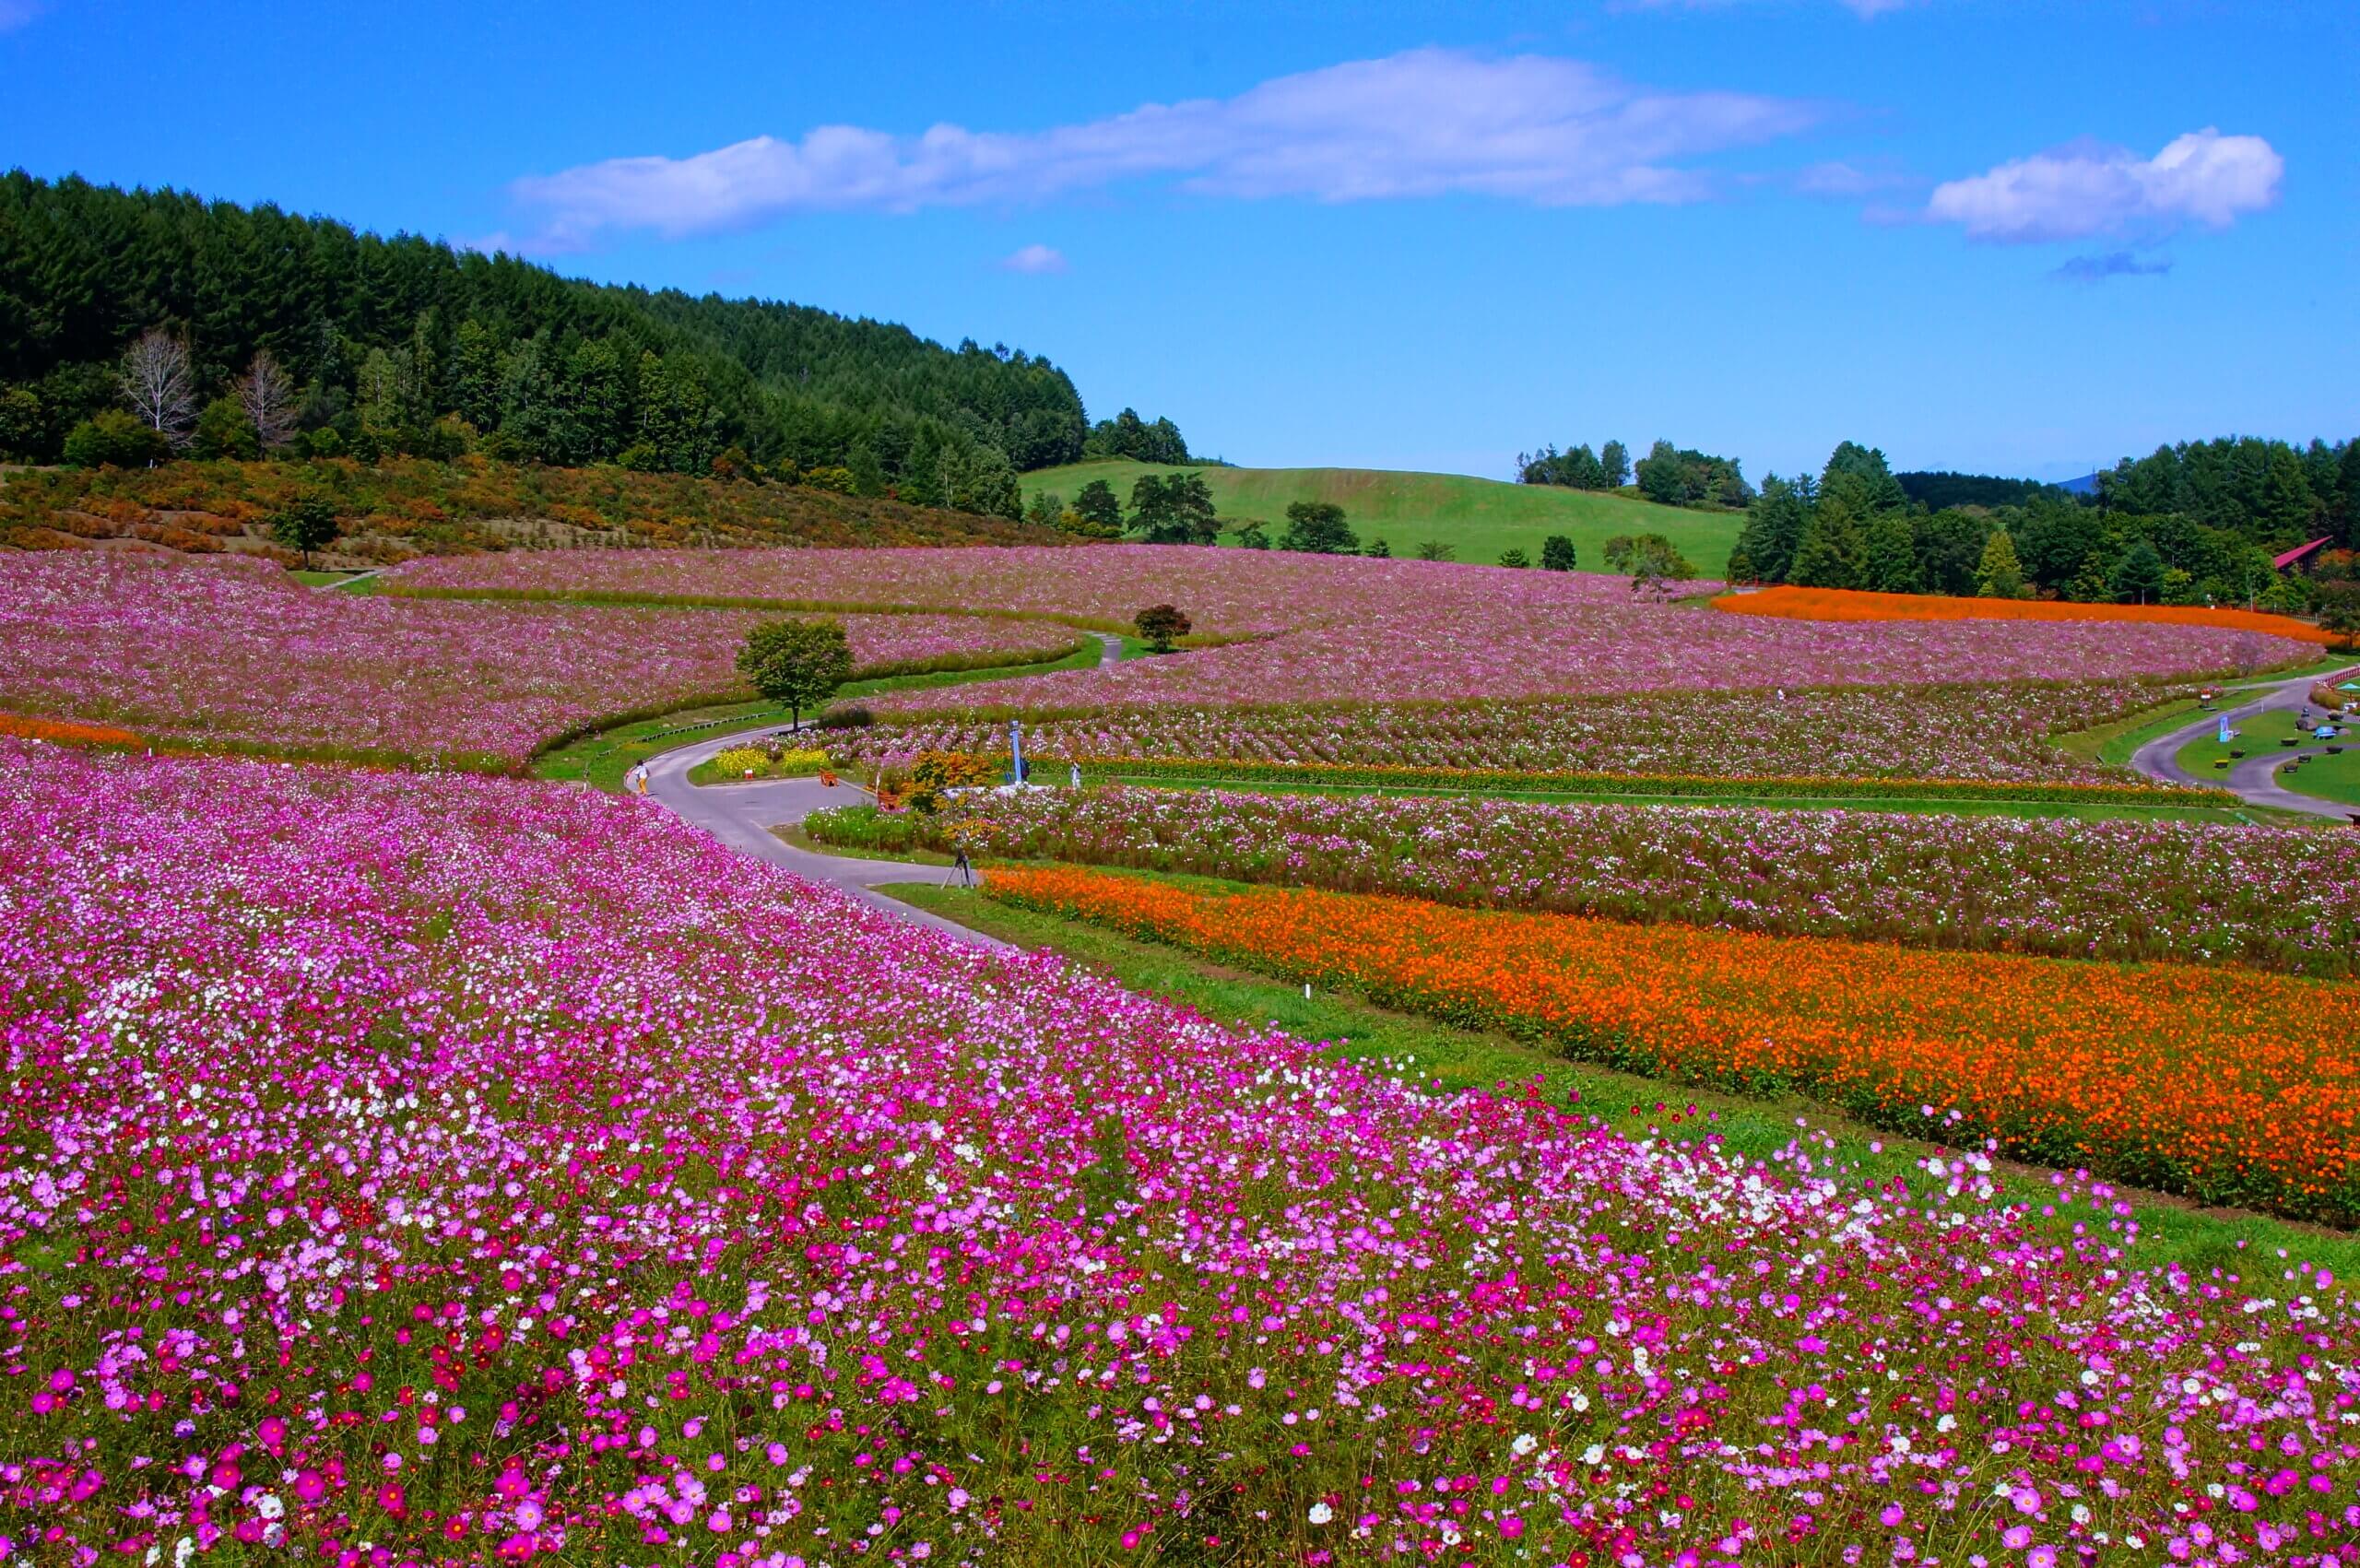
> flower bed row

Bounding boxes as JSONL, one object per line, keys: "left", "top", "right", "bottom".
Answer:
{"left": 8, "top": 743, "right": 2360, "bottom": 1565}
{"left": 985, "top": 865, "right": 2360, "bottom": 1222}
{"left": 814, "top": 783, "right": 2354, "bottom": 974}
{"left": 1721, "top": 584, "right": 2342, "bottom": 643}
{"left": 830, "top": 679, "right": 2218, "bottom": 788}
{"left": 1055, "top": 753, "right": 2229, "bottom": 804}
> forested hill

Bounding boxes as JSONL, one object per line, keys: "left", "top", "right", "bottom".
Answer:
{"left": 0, "top": 171, "right": 1177, "bottom": 514}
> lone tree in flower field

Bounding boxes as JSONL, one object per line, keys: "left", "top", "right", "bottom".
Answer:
{"left": 1134, "top": 603, "right": 1191, "bottom": 654}
{"left": 1280, "top": 500, "right": 1358, "bottom": 555}
{"left": 1540, "top": 534, "right": 1577, "bottom": 572}
{"left": 738, "top": 618, "right": 855, "bottom": 730}
{"left": 268, "top": 492, "right": 340, "bottom": 569}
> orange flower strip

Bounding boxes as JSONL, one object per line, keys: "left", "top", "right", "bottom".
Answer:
{"left": 985, "top": 865, "right": 2360, "bottom": 1222}
{"left": 0, "top": 711, "right": 142, "bottom": 748}
{"left": 1717, "top": 584, "right": 2339, "bottom": 644}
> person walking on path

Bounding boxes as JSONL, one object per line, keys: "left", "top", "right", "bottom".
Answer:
{"left": 626, "top": 761, "right": 651, "bottom": 796}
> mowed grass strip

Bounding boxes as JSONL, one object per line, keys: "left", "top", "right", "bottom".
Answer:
{"left": 982, "top": 865, "right": 2360, "bottom": 1224}
{"left": 1021, "top": 458, "right": 1738, "bottom": 570}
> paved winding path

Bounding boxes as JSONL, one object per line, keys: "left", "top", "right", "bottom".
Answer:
{"left": 637, "top": 631, "right": 1121, "bottom": 950}
{"left": 643, "top": 732, "right": 1013, "bottom": 950}
{"left": 2127, "top": 667, "right": 2359, "bottom": 821}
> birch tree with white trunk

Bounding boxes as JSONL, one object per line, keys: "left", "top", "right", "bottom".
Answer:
{"left": 234, "top": 348, "right": 298, "bottom": 451}
{"left": 121, "top": 329, "right": 196, "bottom": 449}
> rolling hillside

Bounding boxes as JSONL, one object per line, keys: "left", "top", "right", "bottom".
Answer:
{"left": 1022, "top": 460, "right": 1740, "bottom": 572}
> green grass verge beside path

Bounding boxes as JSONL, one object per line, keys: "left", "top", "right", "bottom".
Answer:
{"left": 1021, "top": 458, "right": 1739, "bottom": 573}
{"left": 2053, "top": 654, "right": 2359, "bottom": 768}
{"left": 535, "top": 637, "right": 1105, "bottom": 791}
{"left": 883, "top": 878, "right": 2360, "bottom": 1276}
{"left": 2281, "top": 749, "right": 2360, "bottom": 808}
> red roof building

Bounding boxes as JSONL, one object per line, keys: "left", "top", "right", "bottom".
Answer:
{"left": 2273, "top": 536, "right": 2332, "bottom": 572}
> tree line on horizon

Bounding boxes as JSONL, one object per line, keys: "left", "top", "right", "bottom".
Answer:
{"left": 1517, "top": 437, "right": 1752, "bottom": 512}
{"left": 1728, "top": 437, "right": 2360, "bottom": 621}
{"left": 0, "top": 172, "right": 1191, "bottom": 522}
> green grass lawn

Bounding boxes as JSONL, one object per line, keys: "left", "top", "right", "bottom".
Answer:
{"left": 1022, "top": 459, "right": 1740, "bottom": 575}
{"left": 2280, "top": 746, "right": 2360, "bottom": 808}
{"left": 2175, "top": 704, "right": 2354, "bottom": 786}
{"left": 883, "top": 878, "right": 2360, "bottom": 1273}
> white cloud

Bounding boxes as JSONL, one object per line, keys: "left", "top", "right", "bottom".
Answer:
{"left": 999, "top": 243, "right": 1067, "bottom": 275}
{"left": 507, "top": 48, "right": 1820, "bottom": 250}
{"left": 1925, "top": 128, "right": 2281, "bottom": 243}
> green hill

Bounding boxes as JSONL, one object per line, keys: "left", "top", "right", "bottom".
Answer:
{"left": 1021, "top": 459, "right": 1740, "bottom": 572}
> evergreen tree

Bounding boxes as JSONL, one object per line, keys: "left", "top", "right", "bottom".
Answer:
{"left": 1730, "top": 475, "right": 1807, "bottom": 584}
{"left": 1820, "top": 441, "right": 1908, "bottom": 513}
{"left": 1540, "top": 535, "right": 1576, "bottom": 572}
{"left": 845, "top": 440, "right": 885, "bottom": 498}
{"left": 1788, "top": 496, "right": 1868, "bottom": 589}
{"left": 1911, "top": 509, "right": 1990, "bottom": 597}
{"left": 2109, "top": 539, "right": 2167, "bottom": 604}
{"left": 1976, "top": 530, "right": 2029, "bottom": 598}
{"left": 1863, "top": 510, "right": 1920, "bottom": 594}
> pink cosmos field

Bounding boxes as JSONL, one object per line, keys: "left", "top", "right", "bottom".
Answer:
{"left": 0, "top": 552, "right": 1077, "bottom": 766}
{"left": 386, "top": 545, "right": 2314, "bottom": 713}
{"left": 4, "top": 737, "right": 2356, "bottom": 1566}
{"left": 832, "top": 680, "right": 2182, "bottom": 787}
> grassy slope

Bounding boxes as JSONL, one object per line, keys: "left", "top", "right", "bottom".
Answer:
{"left": 1023, "top": 459, "right": 1740, "bottom": 572}
{"left": 885, "top": 879, "right": 2360, "bottom": 1271}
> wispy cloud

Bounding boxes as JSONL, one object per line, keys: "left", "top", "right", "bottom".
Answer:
{"left": 999, "top": 243, "right": 1068, "bottom": 275}
{"left": 1925, "top": 128, "right": 2281, "bottom": 243}
{"left": 0, "top": 1, "right": 44, "bottom": 32}
{"left": 505, "top": 48, "right": 1822, "bottom": 251}
{"left": 1792, "top": 159, "right": 1917, "bottom": 198}
{"left": 2052, "top": 251, "right": 2172, "bottom": 284}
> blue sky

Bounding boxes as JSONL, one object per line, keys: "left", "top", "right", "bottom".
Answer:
{"left": 3, "top": 0, "right": 2353, "bottom": 482}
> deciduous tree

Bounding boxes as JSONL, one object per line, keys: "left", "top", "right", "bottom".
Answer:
{"left": 234, "top": 348, "right": 299, "bottom": 451}
{"left": 268, "top": 492, "right": 340, "bottom": 569}
{"left": 738, "top": 619, "right": 856, "bottom": 731}
{"left": 1133, "top": 603, "right": 1191, "bottom": 654}
{"left": 1280, "top": 501, "right": 1357, "bottom": 555}
{"left": 120, "top": 329, "right": 195, "bottom": 448}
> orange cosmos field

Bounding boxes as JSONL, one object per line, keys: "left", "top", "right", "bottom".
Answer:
{"left": 1716, "top": 584, "right": 2342, "bottom": 643}
{"left": 984, "top": 864, "right": 2360, "bottom": 1222}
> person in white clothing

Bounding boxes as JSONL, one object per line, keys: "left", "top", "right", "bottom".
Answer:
{"left": 626, "top": 761, "right": 650, "bottom": 796}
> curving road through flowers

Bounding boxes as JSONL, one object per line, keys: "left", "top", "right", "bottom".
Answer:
{"left": 2129, "top": 668, "right": 2358, "bottom": 819}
